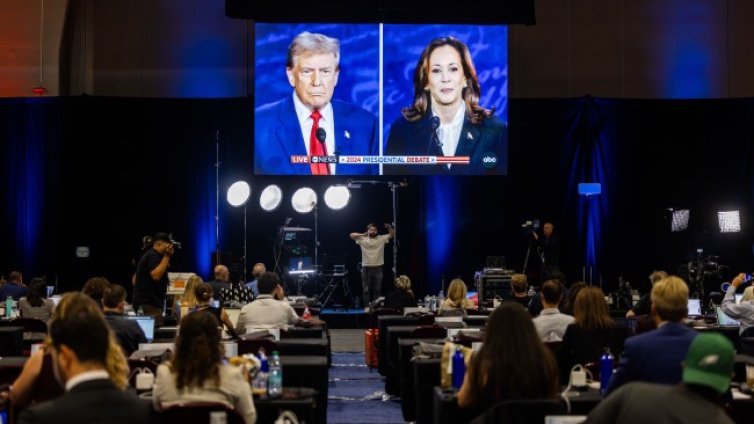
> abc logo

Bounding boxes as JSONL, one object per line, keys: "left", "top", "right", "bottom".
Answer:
{"left": 482, "top": 153, "right": 497, "bottom": 169}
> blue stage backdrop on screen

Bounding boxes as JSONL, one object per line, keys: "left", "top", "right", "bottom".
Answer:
{"left": 253, "top": 23, "right": 507, "bottom": 176}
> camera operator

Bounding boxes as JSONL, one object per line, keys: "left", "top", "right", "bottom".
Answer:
{"left": 532, "top": 221, "right": 560, "bottom": 279}
{"left": 133, "top": 232, "right": 176, "bottom": 326}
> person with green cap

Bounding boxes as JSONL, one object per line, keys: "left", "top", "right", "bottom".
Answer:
{"left": 585, "top": 332, "right": 735, "bottom": 424}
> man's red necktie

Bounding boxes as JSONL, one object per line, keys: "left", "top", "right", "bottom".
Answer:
{"left": 309, "top": 110, "right": 329, "bottom": 175}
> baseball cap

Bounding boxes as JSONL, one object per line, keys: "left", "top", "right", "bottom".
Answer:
{"left": 682, "top": 332, "right": 734, "bottom": 394}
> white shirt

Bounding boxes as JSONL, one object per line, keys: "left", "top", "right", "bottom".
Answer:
{"left": 432, "top": 103, "right": 466, "bottom": 169}
{"left": 355, "top": 234, "right": 391, "bottom": 267}
{"left": 236, "top": 294, "right": 299, "bottom": 334}
{"left": 292, "top": 93, "right": 336, "bottom": 174}
{"left": 65, "top": 369, "right": 110, "bottom": 391}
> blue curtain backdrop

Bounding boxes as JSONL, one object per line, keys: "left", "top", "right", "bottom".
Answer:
{"left": 3, "top": 96, "right": 754, "bottom": 297}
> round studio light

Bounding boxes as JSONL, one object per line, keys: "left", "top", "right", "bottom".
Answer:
{"left": 226, "top": 181, "right": 251, "bottom": 207}
{"left": 291, "top": 187, "right": 317, "bottom": 214}
{"left": 324, "top": 185, "right": 351, "bottom": 210}
{"left": 259, "top": 184, "right": 283, "bottom": 212}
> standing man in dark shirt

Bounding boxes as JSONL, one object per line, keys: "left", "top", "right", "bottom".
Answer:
{"left": 532, "top": 221, "right": 560, "bottom": 280}
{"left": 133, "top": 232, "right": 174, "bottom": 326}
{"left": 102, "top": 285, "right": 147, "bottom": 356}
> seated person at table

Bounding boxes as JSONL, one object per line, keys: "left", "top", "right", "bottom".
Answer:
{"left": 19, "top": 278, "right": 56, "bottom": 322}
{"left": 153, "top": 312, "right": 256, "bottom": 424}
{"left": 457, "top": 302, "right": 559, "bottom": 413}
{"left": 10, "top": 292, "right": 129, "bottom": 409}
{"left": 532, "top": 279, "right": 575, "bottom": 342}
{"left": 219, "top": 265, "right": 253, "bottom": 308}
{"left": 607, "top": 275, "right": 698, "bottom": 394}
{"left": 236, "top": 272, "right": 301, "bottom": 333}
{"left": 15, "top": 292, "right": 149, "bottom": 424}
{"left": 193, "top": 283, "right": 237, "bottom": 337}
{"left": 721, "top": 272, "right": 754, "bottom": 336}
{"left": 559, "top": 281, "right": 586, "bottom": 316}
{"left": 438, "top": 278, "right": 475, "bottom": 315}
{"left": 173, "top": 274, "right": 202, "bottom": 318}
{"left": 557, "top": 286, "right": 627, "bottom": 382}
{"left": 383, "top": 275, "right": 417, "bottom": 312}
{"left": 102, "top": 284, "right": 147, "bottom": 356}
{"left": 626, "top": 270, "right": 668, "bottom": 318}
{"left": 585, "top": 332, "right": 734, "bottom": 424}
{"left": 508, "top": 273, "right": 532, "bottom": 309}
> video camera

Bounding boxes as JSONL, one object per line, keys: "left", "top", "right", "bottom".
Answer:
{"left": 168, "top": 233, "right": 182, "bottom": 250}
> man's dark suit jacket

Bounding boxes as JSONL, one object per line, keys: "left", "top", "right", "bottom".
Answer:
{"left": 606, "top": 321, "right": 698, "bottom": 394}
{"left": 384, "top": 112, "right": 508, "bottom": 175}
{"left": 254, "top": 96, "right": 379, "bottom": 175}
{"left": 17, "top": 378, "right": 153, "bottom": 424}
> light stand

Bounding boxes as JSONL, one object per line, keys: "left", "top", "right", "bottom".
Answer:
{"left": 227, "top": 181, "right": 251, "bottom": 282}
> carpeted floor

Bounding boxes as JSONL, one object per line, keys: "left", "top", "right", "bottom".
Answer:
{"left": 327, "top": 352, "right": 404, "bottom": 424}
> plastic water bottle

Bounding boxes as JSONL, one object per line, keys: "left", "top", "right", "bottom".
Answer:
{"left": 600, "top": 348, "right": 614, "bottom": 395}
{"left": 5, "top": 296, "right": 13, "bottom": 319}
{"left": 268, "top": 351, "right": 283, "bottom": 397}
{"left": 302, "top": 305, "right": 312, "bottom": 321}
{"left": 451, "top": 345, "right": 465, "bottom": 389}
{"left": 438, "top": 290, "right": 445, "bottom": 305}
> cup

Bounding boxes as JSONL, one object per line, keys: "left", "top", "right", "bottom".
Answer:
{"left": 746, "top": 364, "right": 754, "bottom": 388}
{"left": 493, "top": 298, "right": 501, "bottom": 308}
{"left": 571, "top": 369, "right": 587, "bottom": 387}
{"left": 136, "top": 371, "right": 154, "bottom": 391}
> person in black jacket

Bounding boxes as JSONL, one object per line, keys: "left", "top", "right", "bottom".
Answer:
{"left": 102, "top": 284, "right": 147, "bottom": 357}
{"left": 383, "top": 275, "right": 417, "bottom": 312}
{"left": 17, "top": 292, "right": 152, "bottom": 424}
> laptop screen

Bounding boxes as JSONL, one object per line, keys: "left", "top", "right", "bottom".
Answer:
{"left": 126, "top": 316, "right": 155, "bottom": 342}
{"left": 716, "top": 307, "right": 739, "bottom": 327}
{"left": 687, "top": 299, "right": 702, "bottom": 316}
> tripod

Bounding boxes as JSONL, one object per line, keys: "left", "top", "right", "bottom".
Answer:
{"left": 317, "top": 270, "right": 350, "bottom": 311}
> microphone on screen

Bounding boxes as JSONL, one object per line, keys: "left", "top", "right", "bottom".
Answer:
{"left": 316, "top": 127, "right": 327, "bottom": 144}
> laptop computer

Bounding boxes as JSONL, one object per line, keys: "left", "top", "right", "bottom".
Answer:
{"left": 716, "top": 307, "right": 739, "bottom": 327}
{"left": 687, "top": 299, "right": 702, "bottom": 316}
{"left": 126, "top": 316, "right": 156, "bottom": 342}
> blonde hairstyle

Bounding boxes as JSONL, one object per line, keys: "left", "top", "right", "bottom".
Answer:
{"left": 447, "top": 278, "right": 468, "bottom": 306}
{"left": 179, "top": 275, "right": 203, "bottom": 307}
{"left": 742, "top": 286, "right": 754, "bottom": 302}
{"left": 510, "top": 274, "right": 528, "bottom": 294}
{"left": 651, "top": 276, "right": 689, "bottom": 322}
{"left": 574, "top": 286, "right": 614, "bottom": 331}
{"left": 53, "top": 292, "right": 129, "bottom": 390}
{"left": 648, "top": 270, "right": 669, "bottom": 285}
{"left": 394, "top": 275, "right": 414, "bottom": 297}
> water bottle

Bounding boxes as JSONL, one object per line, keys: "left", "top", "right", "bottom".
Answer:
{"left": 438, "top": 290, "right": 445, "bottom": 304}
{"left": 5, "top": 296, "right": 13, "bottom": 319}
{"left": 268, "top": 351, "right": 283, "bottom": 397}
{"left": 599, "top": 348, "right": 614, "bottom": 395}
{"left": 451, "top": 345, "right": 465, "bottom": 389}
{"left": 302, "top": 305, "right": 312, "bottom": 321}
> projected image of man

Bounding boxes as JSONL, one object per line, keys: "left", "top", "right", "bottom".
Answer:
{"left": 255, "top": 31, "right": 379, "bottom": 175}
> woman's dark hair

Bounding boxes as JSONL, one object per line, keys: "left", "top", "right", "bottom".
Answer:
{"left": 194, "top": 283, "right": 214, "bottom": 304}
{"left": 402, "top": 36, "right": 493, "bottom": 124}
{"left": 467, "top": 302, "right": 559, "bottom": 408}
{"left": 172, "top": 311, "right": 222, "bottom": 390}
{"left": 561, "top": 281, "right": 586, "bottom": 316}
{"left": 82, "top": 277, "right": 111, "bottom": 308}
{"left": 574, "top": 286, "right": 614, "bottom": 332}
{"left": 26, "top": 278, "right": 48, "bottom": 307}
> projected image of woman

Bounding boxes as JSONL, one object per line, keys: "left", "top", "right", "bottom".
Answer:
{"left": 384, "top": 37, "right": 507, "bottom": 175}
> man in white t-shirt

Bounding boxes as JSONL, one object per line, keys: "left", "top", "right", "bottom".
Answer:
{"left": 350, "top": 223, "right": 394, "bottom": 306}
